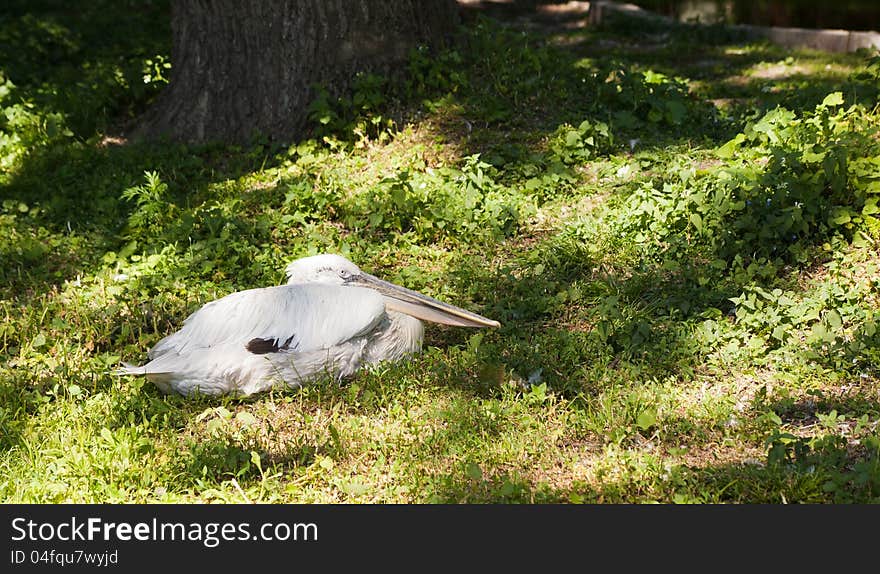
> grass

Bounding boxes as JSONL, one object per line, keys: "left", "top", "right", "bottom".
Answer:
{"left": 1, "top": 1, "right": 879, "bottom": 503}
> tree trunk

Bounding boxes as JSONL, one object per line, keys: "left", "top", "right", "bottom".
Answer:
{"left": 133, "top": 0, "right": 460, "bottom": 144}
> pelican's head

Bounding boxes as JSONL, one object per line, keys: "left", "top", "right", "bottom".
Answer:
{"left": 284, "top": 253, "right": 500, "bottom": 328}
{"left": 285, "top": 253, "right": 362, "bottom": 286}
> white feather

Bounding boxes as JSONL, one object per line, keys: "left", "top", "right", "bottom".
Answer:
{"left": 148, "top": 284, "right": 385, "bottom": 359}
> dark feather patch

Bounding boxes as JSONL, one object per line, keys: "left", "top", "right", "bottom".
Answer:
{"left": 246, "top": 338, "right": 279, "bottom": 354}
{"left": 246, "top": 335, "right": 297, "bottom": 355}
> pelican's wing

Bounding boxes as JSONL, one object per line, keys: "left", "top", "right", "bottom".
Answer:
{"left": 148, "top": 284, "right": 387, "bottom": 359}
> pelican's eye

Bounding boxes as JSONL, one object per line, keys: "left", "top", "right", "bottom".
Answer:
{"left": 338, "top": 268, "right": 350, "bottom": 279}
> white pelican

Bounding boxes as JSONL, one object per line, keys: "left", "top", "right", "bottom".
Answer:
{"left": 118, "top": 254, "right": 499, "bottom": 396}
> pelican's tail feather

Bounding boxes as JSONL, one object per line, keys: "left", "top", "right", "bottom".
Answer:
{"left": 114, "top": 362, "right": 142, "bottom": 376}
{"left": 114, "top": 360, "right": 178, "bottom": 394}
{"left": 114, "top": 361, "right": 174, "bottom": 376}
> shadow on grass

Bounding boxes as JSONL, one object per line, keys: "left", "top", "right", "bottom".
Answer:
{"left": 0, "top": 0, "right": 171, "bottom": 135}
{"left": 1, "top": 139, "right": 290, "bottom": 295}
{"left": 0, "top": 0, "right": 295, "bottom": 297}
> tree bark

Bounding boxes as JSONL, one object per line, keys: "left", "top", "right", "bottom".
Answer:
{"left": 133, "top": 0, "right": 460, "bottom": 144}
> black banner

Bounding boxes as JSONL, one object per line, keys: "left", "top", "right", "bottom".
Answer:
{"left": 1, "top": 504, "right": 874, "bottom": 571}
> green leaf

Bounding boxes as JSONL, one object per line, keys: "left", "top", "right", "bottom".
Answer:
{"left": 46, "top": 117, "right": 58, "bottom": 138}
{"left": 526, "top": 382, "right": 548, "bottom": 404}
{"left": 466, "top": 332, "right": 484, "bottom": 354}
{"left": 801, "top": 146, "right": 826, "bottom": 163}
{"left": 665, "top": 100, "right": 686, "bottom": 125}
{"left": 236, "top": 411, "right": 258, "bottom": 426}
{"left": 821, "top": 92, "right": 844, "bottom": 107}
{"left": 206, "top": 419, "right": 224, "bottom": 434}
{"left": 32, "top": 333, "right": 46, "bottom": 348}
{"left": 118, "top": 240, "right": 138, "bottom": 260}
{"left": 853, "top": 231, "right": 871, "bottom": 248}
{"left": 829, "top": 208, "right": 851, "bottom": 225}
{"left": 636, "top": 409, "right": 657, "bottom": 430}
{"left": 328, "top": 423, "right": 344, "bottom": 453}
{"left": 466, "top": 462, "right": 483, "bottom": 480}
{"left": 716, "top": 133, "right": 745, "bottom": 158}
{"left": 339, "top": 480, "right": 369, "bottom": 497}
{"left": 826, "top": 310, "right": 842, "bottom": 330}
{"left": 771, "top": 324, "right": 788, "bottom": 341}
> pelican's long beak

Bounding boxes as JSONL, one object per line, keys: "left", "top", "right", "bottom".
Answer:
{"left": 349, "top": 273, "right": 500, "bottom": 328}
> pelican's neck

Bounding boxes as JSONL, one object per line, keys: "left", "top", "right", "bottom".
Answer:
{"left": 364, "top": 311, "right": 424, "bottom": 365}
{"left": 391, "top": 311, "right": 424, "bottom": 354}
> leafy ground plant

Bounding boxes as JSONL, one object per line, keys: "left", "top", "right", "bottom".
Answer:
{"left": 0, "top": 1, "right": 878, "bottom": 502}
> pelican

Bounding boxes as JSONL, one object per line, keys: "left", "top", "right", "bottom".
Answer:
{"left": 118, "top": 254, "right": 499, "bottom": 396}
